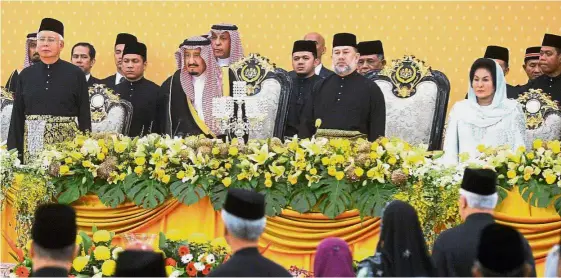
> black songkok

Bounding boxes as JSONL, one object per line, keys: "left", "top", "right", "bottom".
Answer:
{"left": 484, "top": 45, "right": 509, "bottom": 64}
{"left": 460, "top": 168, "right": 497, "bottom": 196}
{"left": 38, "top": 18, "right": 64, "bottom": 38}
{"left": 223, "top": 188, "right": 265, "bottom": 220}
{"left": 123, "top": 42, "right": 147, "bottom": 61}
{"left": 477, "top": 223, "right": 527, "bottom": 275}
{"left": 115, "top": 33, "right": 137, "bottom": 46}
{"left": 333, "top": 33, "right": 357, "bottom": 48}
{"left": 32, "top": 204, "right": 77, "bottom": 249}
{"left": 542, "top": 33, "right": 561, "bottom": 49}
{"left": 292, "top": 40, "right": 317, "bottom": 56}
{"left": 115, "top": 250, "right": 166, "bottom": 277}
{"left": 357, "top": 40, "right": 384, "bottom": 56}
{"left": 524, "top": 46, "right": 541, "bottom": 62}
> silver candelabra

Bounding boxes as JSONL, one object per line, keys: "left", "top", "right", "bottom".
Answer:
{"left": 212, "top": 81, "right": 269, "bottom": 142}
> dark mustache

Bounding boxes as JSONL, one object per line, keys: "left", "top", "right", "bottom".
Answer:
{"left": 188, "top": 63, "right": 199, "bottom": 67}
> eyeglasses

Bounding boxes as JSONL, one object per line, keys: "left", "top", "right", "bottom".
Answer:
{"left": 37, "top": 37, "right": 58, "bottom": 44}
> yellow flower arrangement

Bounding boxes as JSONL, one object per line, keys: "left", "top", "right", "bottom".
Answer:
{"left": 94, "top": 246, "right": 111, "bottom": 260}
{"left": 101, "top": 259, "right": 116, "bottom": 276}
{"left": 73, "top": 256, "right": 89, "bottom": 272}
{"left": 93, "top": 230, "right": 111, "bottom": 243}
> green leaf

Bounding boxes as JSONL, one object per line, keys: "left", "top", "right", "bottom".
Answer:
{"left": 210, "top": 184, "right": 228, "bottom": 210}
{"left": 316, "top": 178, "right": 352, "bottom": 219}
{"left": 79, "top": 231, "right": 92, "bottom": 254}
{"left": 554, "top": 197, "right": 561, "bottom": 215}
{"left": 125, "top": 179, "right": 169, "bottom": 209}
{"left": 158, "top": 232, "right": 167, "bottom": 249}
{"left": 170, "top": 180, "right": 206, "bottom": 205}
{"left": 263, "top": 187, "right": 288, "bottom": 216}
{"left": 57, "top": 177, "right": 89, "bottom": 204}
{"left": 353, "top": 182, "right": 395, "bottom": 218}
{"left": 97, "top": 183, "right": 126, "bottom": 208}
{"left": 497, "top": 187, "right": 508, "bottom": 205}
{"left": 290, "top": 186, "right": 317, "bottom": 213}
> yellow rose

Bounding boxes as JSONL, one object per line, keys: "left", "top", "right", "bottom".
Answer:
{"left": 223, "top": 177, "right": 232, "bottom": 187}
{"left": 114, "top": 141, "right": 127, "bottom": 153}
{"left": 76, "top": 235, "right": 83, "bottom": 245}
{"left": 94, "top": 246, "right": 111, "bottom": 260}
{"left": 265, "top": 179, "right": 273, "bottom": 187}
{"left": 82, "top": 160, "right": 92, "bottom": 168}
{"left": 476, "top": 144, "right": 486, "bottom": 153}
{"left": 59, "top": 165, "right": 70, "bottom": 175}
{"left": 93, "top": 230, "right": 111, "bottom": 243}
{"left": 228, "top": 147, "right": 239, "bottom": 156}
{"left": 526, "top": 152, "right": 535, "bottom": 160}
{"left": 73, "top": 256, "right": 89, "bottom": 272}
{"left": 176, "top": 171, "right": 185, "bottom": 179}
{"left": 188, "top": 233, "right": 209, "bottom": 244}
{"left": 387, "top": 157, "right": 397, "bottom": 165}
{"left": 165, "top": 266, "right": 174, "bottom": 277}
{"left": 162, "top": 175, "right": 171, "bottom": 184}
{"left": 533, "top": 139, "right": 543, "bottom": 150}
{"left": 288, "top": 175, "right": 298, "bottom": 185}
{"left": 225, "top": 163, "right": 232, "bottom": 170}
{"left": 548, "top": 141, "right": 561, "bottom": 154}
{"left": 367, "top": 168, "right": 376, "bottom": 178}
{"left": 237, "top": 172, "right": 246, "bottom": 181}
{"left": 369, "top": 152, "right": 379, "bottom": 160}
{"left": 354, "top": 167, "right": 364, "bottom": 177}
{"left": 309, "top": 168, "right": 318, "bottom": 175}
{"left": 370, "top": 142, "right": 379, "bottom": 151}
{"left": 380, "top": 138, "right": 389, "bottom": 146}
{"left": 523, "top": 173, "right": 531, "bottom": 181}
{"left": 166, "top": 229, "right": 183, "bottom": 241}
{"left": 321, "top": 157, "right": 330, "bottom": 166}
{"left": 102, "top": 259, "right": 116, "bottom": 276}
{"left": 212, "top": 147, "right": 220, "bottom": 155}
{"left": 507, "top": 170, "right": 517, "bottom": 179}
{"left": 335, "top": 171, "right": 345, "bottom": 181}
{"left": 134, "top": 166, "right": 143, "bottom": 175}
{"left": 119, "top": 173, "right": 126, "bottom": 181}
{"left": 102, "top": 146, "right": 109, "bottom": 154}
{"left": 97, "top": 152, "right": 105, "bottom": 161}
{"left": 135, "top": 156, "right": 146, "bottom": 165}
{"left": 545, "top": 174, "right": 557, "bottom": 185}
{"left": 327, "top": 166, "right": 337, "bottom": 176}
{"left": 65, "top": 157, "right": 73, "bottom": 164}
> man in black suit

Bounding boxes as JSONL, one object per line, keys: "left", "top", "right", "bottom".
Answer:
{"left": 208, "top": 189, "right": 291, "bottom": 277}
{"left": 304, "top": 32, "right": 334, "bottom": 78}
{"left": 432, "top": 168, "right": 536, "bottom": 277}
{"left": 29, "top": 204, "right": 78, "bottom": 277}
{"left": 71, "top": 42, "right": 100, "bottom": 86}
{"left": 101, "top": 33, "right": 137, "bottom": 89}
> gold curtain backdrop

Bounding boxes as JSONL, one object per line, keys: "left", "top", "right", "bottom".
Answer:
{"left": 1, "top": 1, "right": 561, "bottom": 109}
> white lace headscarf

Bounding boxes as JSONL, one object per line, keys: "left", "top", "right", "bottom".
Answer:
{"left": 174, "top": 36, "right": 223, "bottom": 134}
{"left": 465, "top": 58, "right": 520, "bottom": 127}
{"left": 23, "top": 32, "right": 38, "bottom": 68}
{"left": 209, "top": 23, "right": 244, "bottom": 65}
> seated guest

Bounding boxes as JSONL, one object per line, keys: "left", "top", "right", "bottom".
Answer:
{"left": 285, "top": 40, "right": 321, "bottom": 138}
{"left": 303, "top": 32, "right": 334, "bottom": 78}
{"left": 521, "top": 33, "right": 561, "bottom": 102}
{"left": 357, "top": 40, "right": 386, "bottom": 75}
{"left": 71, "top": 42, "right": 100, "bottom": 86}
{"left": 432, "top": 168, "right": 536, "bottom": 277}
{"left": 115, "top": 42, "right": 160, "bottom": 136}
{"left": 101, "top": 33, "right": 137, "bottom": 89}
{"left": 522, "top": 46, "right": 543, "bottom": 82}
{"left": 159, "top": 36, "right": 223, "bottom": 138}
{"left": 299, "top": 33, "right": 386, "bottom": 141}
{"left": 29, "top": 204, "right": 78, "bottom": 277}
{"left": 314, "top": 237, "right": 355, "bottom": 277}
{"left": 442, "top": 58, "right": 525, "bottom": 164}
{"left": 208, "top": 189, "right": 291, "bottom": 277}
{"left": 115, "top": 250, "right": 166, "bottom": 277}
{"left": 5, "top": 32, "right": 38, "bottom": 93}
{"left": 209, "top": 23, "right": 244, "bottom": 67}
{"left": 473, "top": 223, "right": 533, "bottom": 277}
{"left": 357, "top": 200, "right": 435, "bottom": 277}
{"left": 483, "top": 45, "right": 520, "bottom": 99}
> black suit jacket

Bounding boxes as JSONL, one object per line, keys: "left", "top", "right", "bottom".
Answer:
{"left": 87, "top": 75, "right": 102, "bottom": 87}
{"left": 32, "top": 267, "right": 68, "bottom": 277}
{"left": 101, "top": 74, "right": 118, "bottom": 90}
{"left": 318, "top": 65, "right": 334, "bottom": 79}
{"left": 208, "top": 247, "right": 291, "bottom": 277}
{"left": 432, "top": 213, "right": 536, "bottom": 277}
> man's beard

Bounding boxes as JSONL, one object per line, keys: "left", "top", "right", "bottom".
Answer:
{"left": 30, "top": 52, "right": 41, "bottom": 63}
{"left": 334, "top": 65, "right": 353, "bottom": 75}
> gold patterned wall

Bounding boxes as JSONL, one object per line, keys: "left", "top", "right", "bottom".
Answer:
{"left": 1, "top": 1, "right": 560, "bottom": 107}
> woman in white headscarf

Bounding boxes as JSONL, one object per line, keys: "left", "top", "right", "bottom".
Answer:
{"left": 442, "top": 58, "right": 526, "bottom": 164}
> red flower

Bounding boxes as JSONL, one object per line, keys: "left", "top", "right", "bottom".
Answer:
{"left": 186, "top": 262, "right": 197, "bottom": 277}
{"left": 165, "top": 257, "right": 177, "bottom": 267}
{"left": 202, "top": 264, "right": 212, "bottom": 276}
{"left": 178, "top": 245, "right": 190, "bottom": 256}
{"left": 15, "top": 266, "right": 30, "bottom": 277}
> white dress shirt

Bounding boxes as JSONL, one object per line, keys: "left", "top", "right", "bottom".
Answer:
{"left": 115, "top": 72, "right": 124, "bottom": 85}
{"left": 85, "top": 73, "right": 91, "bottom": 82}
{"left": 314, "top": 63, "right": 325, "bottom": 75}
{"left": 193, "top": 73, "right": 206, "bottom": 121}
